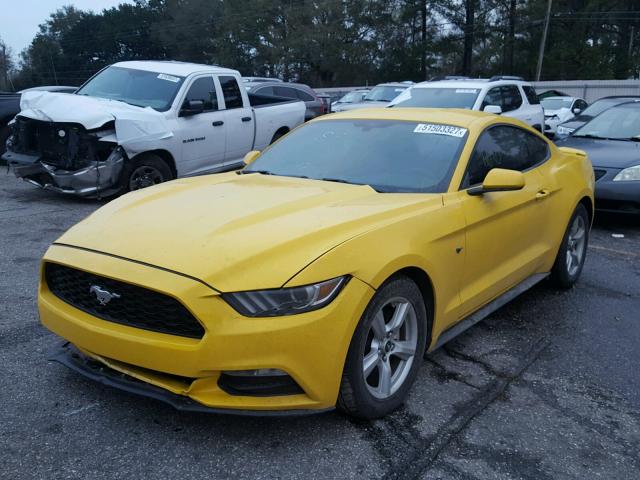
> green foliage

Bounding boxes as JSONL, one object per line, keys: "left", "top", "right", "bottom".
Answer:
{"left": 11, "top": 0, "right": 640, "bottom": 90}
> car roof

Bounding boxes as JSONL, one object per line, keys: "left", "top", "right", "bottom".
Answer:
{"left": 542, "top": 96, "right": 577, "bottom": 101}
{"left": 315, "top": 107, "right": 508, "bottom": 129}
{"left": 375, "top": 83, "right": 411, "bottom": 88}
{"left": 412, "top": 79, "right": 531, "bottom": 89}
{"left": 248, "top": 81, "right": 313, "bottom": 90}
{"left": 112, "top": 60, "right": 238, "bottom": 77}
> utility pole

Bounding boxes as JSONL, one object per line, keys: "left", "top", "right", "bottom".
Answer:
{"left": 536, "top": 0, "right": 552, "bottom": 81}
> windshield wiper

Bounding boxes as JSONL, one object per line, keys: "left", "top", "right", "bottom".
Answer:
{"left": 238, "top": 169, "right": 274, "bottom": 175}
{"left": 572, "top": 133, "right": 610, "bottom": 140}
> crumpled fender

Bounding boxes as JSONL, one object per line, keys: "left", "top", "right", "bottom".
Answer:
{"left": 18, "top": 91, "right": 173, "bottom": 155}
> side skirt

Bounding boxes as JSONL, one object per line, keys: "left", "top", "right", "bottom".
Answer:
{"left": 431, "top": 272, "right": 549, "bottom": 351}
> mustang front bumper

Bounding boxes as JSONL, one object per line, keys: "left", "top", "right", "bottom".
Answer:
{"left": 39, "top": 244, "right": 375, "bottom": 412}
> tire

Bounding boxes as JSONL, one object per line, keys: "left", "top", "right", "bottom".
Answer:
{"left": 270, "top": 129, "right": 287, "bottom": 144}
{"left": 337, "top": 275, "right": 428, "bottom": 419}
{"left": 120, "top": 153, "right": 173, "bottom": 194}
{"left": 550, "top": 203, "right": 589, "bottom": 289}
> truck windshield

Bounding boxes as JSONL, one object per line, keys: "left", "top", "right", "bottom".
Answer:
{"left": 76, "top": 66, "right": 185, "bottom": 111}
{"left": 245, "top": 119, "right": 467, "bottom": 193}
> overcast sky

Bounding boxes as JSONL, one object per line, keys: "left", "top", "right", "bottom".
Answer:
{"left": 0, "top": 0, "right": 132, "bottom": 60}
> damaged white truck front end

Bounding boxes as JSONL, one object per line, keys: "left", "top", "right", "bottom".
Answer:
{"left": 2, "top": 61, "right": 306, "bottom": 198}
{"left": 3, "top": 91, "right": 174, "bottom": 197}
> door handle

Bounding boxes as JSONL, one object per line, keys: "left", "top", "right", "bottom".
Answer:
{"left": 212, "top": 121, "right": 224, "bottom": 127}
{"left": 241, "top": 116, "right": 252, "bottom": 122}
{"left": 536, "top": 189, "right": 550, "bottom": 199}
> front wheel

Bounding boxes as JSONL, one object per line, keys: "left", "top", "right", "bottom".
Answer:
{"left": 550, "top": 203, "right": 589, "bottom": 288}
{"left": 337, "top": 276, "right": 427, "bottom": 419}
{"left": 121, "top": 153, "right": 173, "bottom": 193}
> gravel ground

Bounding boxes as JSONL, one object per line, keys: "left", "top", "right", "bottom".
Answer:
{"left": 1, "top": 173, "right": 639, "bottom": 480}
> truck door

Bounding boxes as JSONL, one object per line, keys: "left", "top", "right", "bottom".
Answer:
{"left": 217, "top": 75, "right": 254, "bottom": 167}
{"left": 175, "top": 75, "right": 227, "bottom": 176}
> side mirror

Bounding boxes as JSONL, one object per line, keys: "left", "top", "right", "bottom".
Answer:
{"left": 467, "top": 168, "right": 525, "bottom": 196}
{"left": 243, "top": 150, "right": 261, "bottom": 167}
{"left": 483, "top": 105, "right": 502, "bottom": 114}
{"left": 572, "top": 107, "right": 582, "bottom": 114}
{"left": 179, "top": 99, "right": 205, "bottom": 117}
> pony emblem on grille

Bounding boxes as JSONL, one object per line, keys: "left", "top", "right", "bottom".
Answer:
{"left": 89, "top": 285, "right": 121, "bottom": 306}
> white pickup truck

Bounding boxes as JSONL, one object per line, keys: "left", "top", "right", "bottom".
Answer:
{"left": 2, "top": 61, "right": 305, "bottom": 197}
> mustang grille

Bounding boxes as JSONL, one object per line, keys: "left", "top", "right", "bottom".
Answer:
{"left": 45, "top": 263, "right": 205, "bottom": 339}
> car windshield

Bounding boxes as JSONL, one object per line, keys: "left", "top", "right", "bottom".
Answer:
{"left": 390, "top": 87, "right": 480, "bottom": 109}
{"left": 573, "top": 104, "right": 640, "bottom": 140}
{"left": 542, "top": 98, "right": 573, "bottom": 110}
{"left": 364, "top": 86, "right": 407, "bottom": 102}
{"left": 337, "top": 91, "right": 367, "bottom": 103}
{"left": 244, "top": 120, "right": 467, "bottom": 193}
{"left": 580, "top": 98, "right": 637, "bottom": 118}
{"left": 76, "top": 66, "right": 185, "bottom": 111}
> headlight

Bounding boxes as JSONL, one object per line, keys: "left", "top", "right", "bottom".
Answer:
{"left": 613, "top": 165, "right": 640, "bottom": 181}
{"left": 557, "top": 126, "right": 574, "bottom": 136}
{"left": 223, "top": 276, "right": 348, "bottom": 317}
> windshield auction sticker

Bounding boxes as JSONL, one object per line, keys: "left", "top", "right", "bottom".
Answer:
{"left": 413, "top": 123, "right": 467, "bottom": 137}
{"left": 157, "top": 73, "right": 181, "bottom": 83}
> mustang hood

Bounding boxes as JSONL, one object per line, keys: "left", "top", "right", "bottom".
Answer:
{"left": 557, "top": 137, "right": 640, "bottom": 169}
{"left": 55, "top": 173, "right": 440, "bottom": 292}
{"left": 18, "top": 91, "right": 172, "bottom": 154}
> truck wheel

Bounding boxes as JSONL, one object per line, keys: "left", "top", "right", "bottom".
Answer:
{"left": 122, "top": 154, "right": 172, "bottom": 193}
{"left": 270, "top": 129, "right": 288, "bottom": 144}
{"left": 337, "top": 275, "right": 427, "bottom": 419}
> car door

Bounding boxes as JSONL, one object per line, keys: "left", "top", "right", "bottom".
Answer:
{"left": 455, "top": 125, "right": 552, "bottom": 317}
{"left": 218, "top": 75, "right": 254, "bottom": 166}
{"left": 175, "top": 75, "right": 227, "bottom": 176}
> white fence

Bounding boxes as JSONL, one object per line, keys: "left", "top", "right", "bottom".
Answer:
{"left": 532, "top": 80, "right": 640, "bottom": 102}
{"left": 316, "top": 80, "right": 640, "bottom": 103}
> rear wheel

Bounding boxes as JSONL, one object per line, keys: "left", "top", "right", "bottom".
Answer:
{"left": 121, "top": 153, "right": 172, "bottom": 193}
{"left": 550, "top": 203, "right": 589, "bottom": 288}
{"left": 337, "top": 276, "right": 427, "bottom": 419}
{"left": 270, "top": 129, "right": 287, "bottom": 144}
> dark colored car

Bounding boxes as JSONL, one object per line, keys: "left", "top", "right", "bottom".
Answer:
{"left": 1, "top": 86, "right": 77, "bottom": 157}
{"left": 556, "top": 96, "right": 640, "bottom": 138}
{"left": 247, "top": 82, "right": 325, "bottom": 120}
{"left": 556, "top": 102, "right": 640, "bottom": 214}
{"left": 0, "top": 93, "right": 21, "bottom": 156}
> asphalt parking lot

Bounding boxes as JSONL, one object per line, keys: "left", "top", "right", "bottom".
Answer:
{"left": 1, "top": 172, "right": 639, "bottom": 480}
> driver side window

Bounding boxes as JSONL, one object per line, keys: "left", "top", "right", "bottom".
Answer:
{"left": 183, "top": 76, "right": 218, "bottom": 111}
{"left": 463, "top": 126, "right": 549, "bottom": 187}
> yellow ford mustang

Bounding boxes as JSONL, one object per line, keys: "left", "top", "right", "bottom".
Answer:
{"left": 39, "top": 108, "right": 594, "bottom": 418}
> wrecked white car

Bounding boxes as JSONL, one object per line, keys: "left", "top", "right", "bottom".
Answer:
{"left": 2, "top": 61, "right": 305, "bottom": 197}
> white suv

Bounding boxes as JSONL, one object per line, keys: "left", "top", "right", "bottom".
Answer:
{"left": 389, "top": 76, "right": 545, "bottom": 132}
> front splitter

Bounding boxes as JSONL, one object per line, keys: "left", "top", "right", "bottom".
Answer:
{"left": 49, "top": 342, "right": 334, "bottom": 417}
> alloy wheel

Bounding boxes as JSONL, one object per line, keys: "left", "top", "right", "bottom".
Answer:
{"left": 363, "top": 297, "right": 418, "bottom": 399}
{"left": 566, "top": 214, "right": 586, "bottom": 276}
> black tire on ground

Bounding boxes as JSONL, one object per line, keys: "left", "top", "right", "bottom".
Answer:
{"left": 120, "top": 153, "right": 173, "bottom": 194}
{"left": 337, "top": 275, "right": 428, "bottom": 419}
{"left": 270, "top": 129, "right": 287, "bottom": 144}
{"left": 0, "top": 124, "right": 10, "bottom": 157}
{"left": 550, "top": 203, "right": 590, "bottom": 289}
